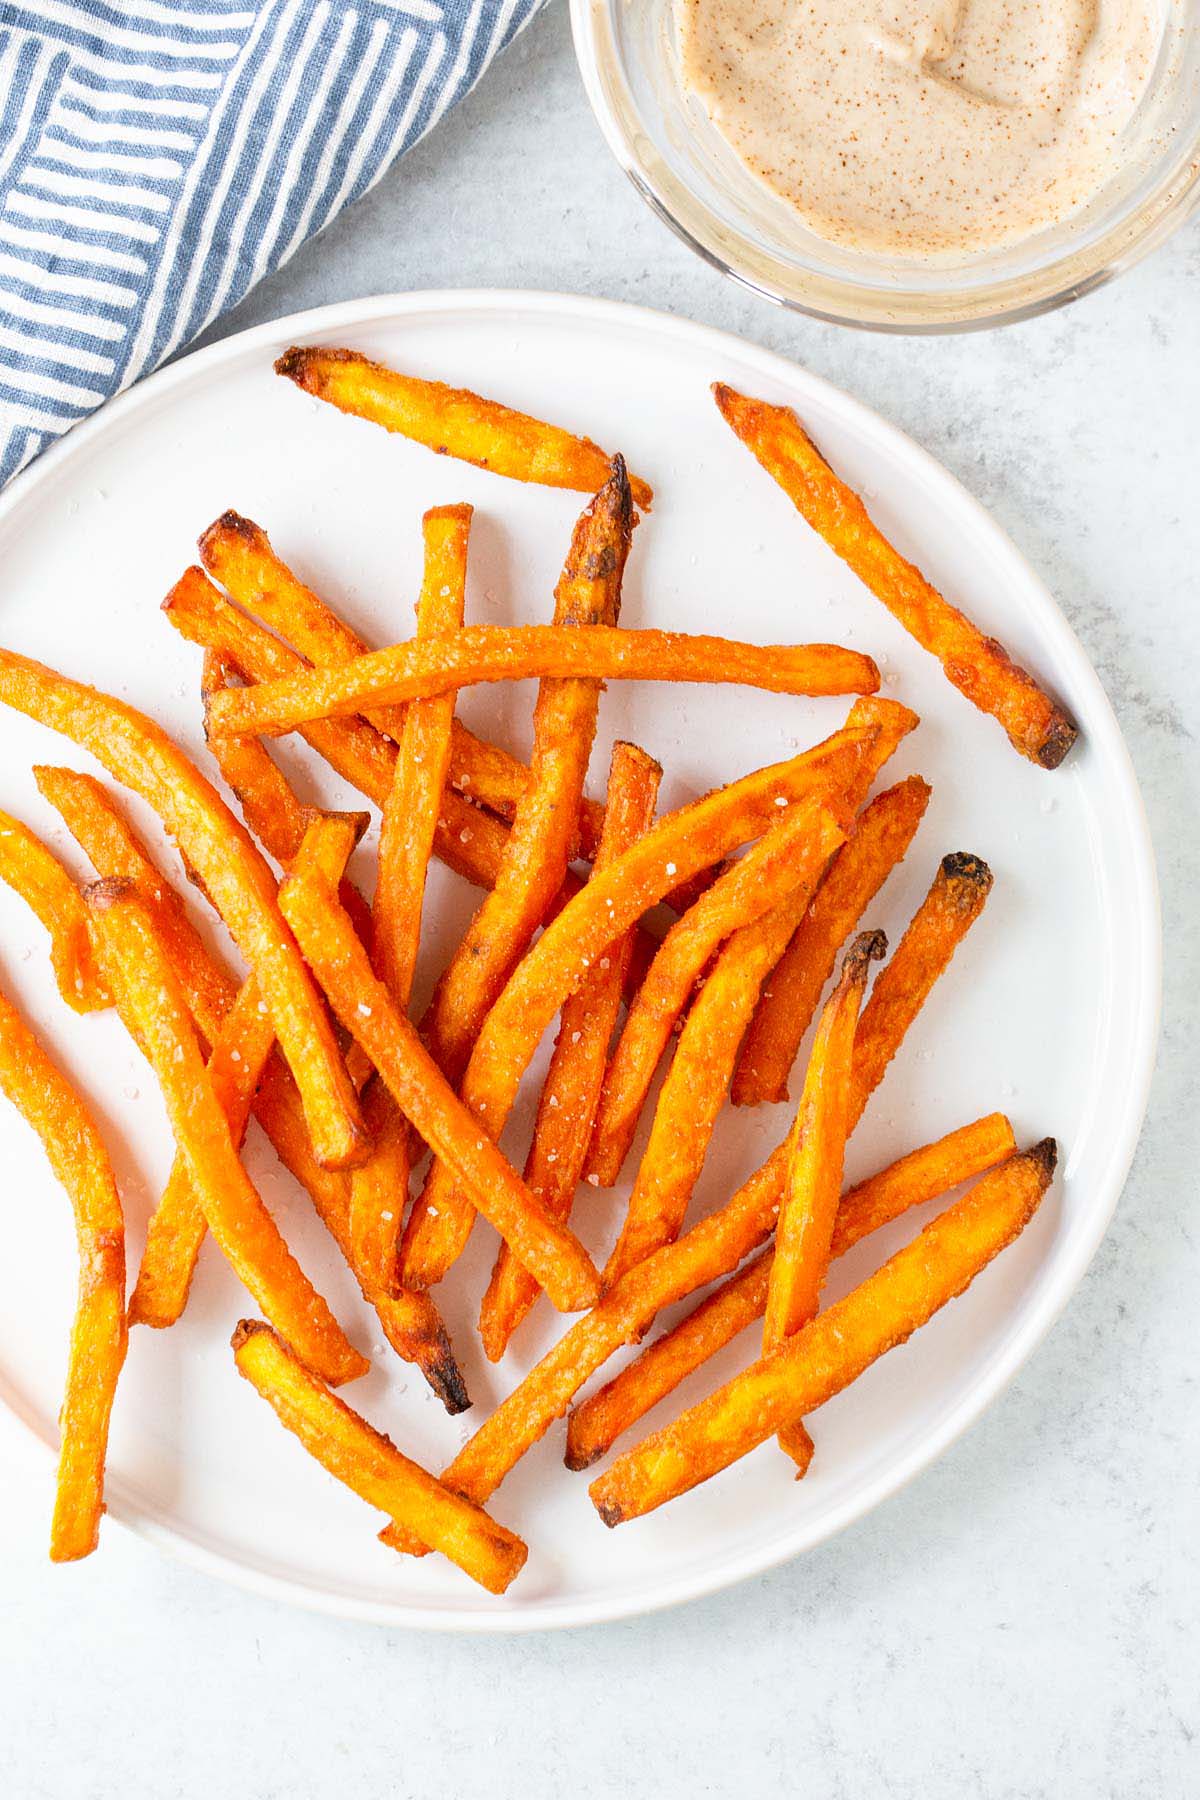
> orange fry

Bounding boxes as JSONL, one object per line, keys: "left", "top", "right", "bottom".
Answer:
{"left": 565, "top": 1113, "right": 1017, "bottom": 1469}
{"left": 277, "top": 858, "right": 601, "bottom": 1314}
{"left": 765, "top": 929, "right": 885, "bottom": 1468}
{"left": 734, "top": 774, "right": 931, "bottom": 1106}
{"left": 87, "top": 878, "right": 366, "bottom": 1386}
{"left": 418, "top": 464, "right": 633, "bottom": 1090}
{"left": 0, "top": 981, "right": 126, "bottom": 1560}
{"left": 714, "top": 383, "right": 1077, "bottom": 769}
{"left": 479, "top": 741, "right": 662, "bottom": 1363}
{"left": 590, "top": 1143, "right": 1056, "bottom": 1523}
{"left": 0, "top": 809, "right": 107, "bottom": 1011}
{"left": 275, "top": 343, "right": 654, "bottom": 511}
{"left": 601, "top": 802, "right": 847, "bottom": 1290}
{"left": 851, "top": 852, "right": 993, "bottom": 1126}
{"left": 232, "top": 1321, "right": 525, "bottom": 1594}
{"left": 399, "top": 719, "right": 879, "bottom": 1290}
{"left": 204, "top": 626, "right": 880, "bottom": 741}
{"left": 0, "top": 647, "right": 366, "bottom": 1169}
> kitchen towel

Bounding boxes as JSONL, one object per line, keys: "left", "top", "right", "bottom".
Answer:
{"left": 0, "top": 0, "right": 543, "bottom": 486}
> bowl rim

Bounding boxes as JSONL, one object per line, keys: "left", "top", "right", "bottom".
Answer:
{"left": 569, "top": 0, "right": 1200, "bottom": 333}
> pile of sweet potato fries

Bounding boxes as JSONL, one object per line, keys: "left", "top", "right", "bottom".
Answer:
{"left": 0, "top": 349, "right": 1072, "bottom": 1591}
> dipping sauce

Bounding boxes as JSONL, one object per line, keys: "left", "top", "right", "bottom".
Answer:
{"left": 676, "top": 0, "right": 1164, "bottom": 257}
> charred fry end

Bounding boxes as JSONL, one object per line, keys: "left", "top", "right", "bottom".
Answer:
{"left": 843, "top": 926, "right": 887, "bottom": 978}
{"left": 940, "top": 852, "right": 993, "bottom": 901}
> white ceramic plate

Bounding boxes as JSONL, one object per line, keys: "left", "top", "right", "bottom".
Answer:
{"left": 0, "top": 292, "right": 1158, "bottom": 1630}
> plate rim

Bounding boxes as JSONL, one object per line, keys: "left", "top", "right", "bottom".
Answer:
{"left": 0, "top": 287, "right": 1162, "bottom": 1633}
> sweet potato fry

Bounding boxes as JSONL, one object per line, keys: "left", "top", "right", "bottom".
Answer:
{"left": 0, "top": 810, "right": 107, "bottom": 1011}
{"left": 374, "top": 504, "right": 471, "bottom": 1007}
{"left": 851, "top": 852, "right": 993, "bottom": 1126}
{"left": 418, "top": 465, "right": 633, "bottom": 1089}
{"left": 398, "top": 720, "right": 879, "bottom": 1290}
{"left": 34, "top": 765, "right": 464, "bottom": 1403}
{"left": 734, "top": 774, "right": 931, "bottom": 1105}
{"left": 587, "top": 799, "right": 848, "bottom": 1191}
{"left": 565, "top": 1112, "right": 1017, "bottom": 1469}
{"left": 232, "top": 1321, "right": 525, "bottom": 1593}
{"left": 0, "top": 647, "right": 366, "bottom": 1169}
{"left": 589, "top": 1142, "right": 1056, "bottom": 1523}
{"left": 276, "top": 343, "right": 654, "bottom": 512}
{"left": 277, "top": 858, "right": 600, "bottom": 1314}
{"left": 713, "top": 383, "right": 1077, "bottom": 769}
{"left": 601, "top": 806, "right": 848, "bottom": 1289}
{"left": 204, "top": 625, "right": 880, "bottom": 741}
{"left": 0, "top": 981, "right": 126, "bottom": 1560}
{"left": 87, "top": 878, "right": 366, "bottom": 1386}
{"left": 479, "top": 741, "right": 662, "bottom": 1362}
{"left": 195, "top": 508, "right": 605, "bottom": 857}
{"left": 765, "top": 930, "right": 885, "bottom": 1468}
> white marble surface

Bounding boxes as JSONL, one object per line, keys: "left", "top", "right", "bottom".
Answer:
{"left": 3, "top": 6, "right": 1198, "bottom": 1795}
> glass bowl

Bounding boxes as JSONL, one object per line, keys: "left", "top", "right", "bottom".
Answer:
{"left": 570, "top": 0, "right": 1200, "bottom": 332}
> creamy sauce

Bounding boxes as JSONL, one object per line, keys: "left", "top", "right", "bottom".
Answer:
{"left": 677, "top": 0, "right": 1164, "bottom": 256}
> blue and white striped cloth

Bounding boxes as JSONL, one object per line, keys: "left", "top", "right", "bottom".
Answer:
{"left": 0, "top": 0, "right": 543, "bottom": 486}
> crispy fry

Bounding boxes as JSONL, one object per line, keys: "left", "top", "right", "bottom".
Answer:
{"left": 277, "top": 858, "right": 600, "bottom": 1314}
{"left": 590, "top": 1143, "right": 1056, "bottom": 1523}
{"left": 34, "top": 764, "right": 464, "bottom": 1402}
{"left": 374, "top": 504, "right": 470, "bottom": 1007}
{"left": 765, "top": 929, "right": 885, "bottom": 1467}
{"left": 399, "top": 720, "right": 879, "bottom": 1290}
{"left": 204, "top": 625, "right": 879, "bottom": 741}
{"left": 0, "top": 809, "right": 107, "bottom": 1012}
{"left": 0, "top": 647, "right": 366, "bottom": 1169}
{"left": 232, "top": 1321, "right": 525, "bottom": 1593}
{"left": 479, "top": 742, "right": 662, "bottom": 1362}
{"left": 601, "top": 803, "right": 848, "bottom": 1289}
{"left": 195, "top": 508, "right": 609, "bottom": 858}
{"left": 200, "top": 650, "right": 375, "bottom": 945}
{"left": 713, "top": 383, "right": 1077, "bottom": 769}
{"left": 418, "top": 466, "right": 632, "bottom": 1089}
{"left": 275, "top": 343, "right": 654, "bottom": 512}
{"left": 851, "top": 853, "right": 993, "bottom": 1126}
{"left": 0, "top": 981, "right": 126, "bottom": 1560}
{"left": 565, "top": 1113, "right": 1017, "bottom": 1469}
{"left": 587, "top": 798, "right": 849, "bottom": 1191}
{"left": 87, "top": 878, "right": 366, "bottom": 1386}
{"left": 734, "top": 774, "right": 931, "bottom": 1105}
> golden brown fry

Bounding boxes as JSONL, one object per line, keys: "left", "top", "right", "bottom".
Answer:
{"left": 398, "top": 720, "right": 878, "bottom": 1290}
{"left": 0, "top": 981, "right": 126, "bottom": 1560}
{"left": 275, "top": 344, "right": 654, "bottom": 511}
{"left": 0, "top": 809, "right": 108, "bottom": 1012}
{"left": 196, "top": 508, "right": 603, "bottom": 856}
{"left": 0, "top": 647, "right": 366, "bottom": 1169}
{"left": 765, "top": 929, "right": 885, "bottom": 1468}
{"left": 565, "top": 1113, "right": 1017, "bottom": 1469}
{"left": 479, "top": 742, "right": 662, "bottom": 1362}
{"left": 587, "top": 798, "right": 848, "bottom": 1191}
{"left": 851, "top": 852, "right": 993, "bottom": 1126}
{"left": 87, "top": 878, "right": 367, "bottom": 1386}
{"left": 590, "top": 1143, "right": 1056, "bottom": 1523}
{"left": 734, "top": 774, "right": 931, "bottom": 1106}
{"left": 201, "top": 649, "right": 375, "bottom": 946}
{"left": 601, "top": 803, "right": 848, "bottom": 1289}
{"left": 277, "top": 858, "right": 600, "bottom": 1314}
{"left": 232, "top": 1321, "right": 525, "bottom": 1593}
{"left": 204, "top": 625, "right": 880, "bottom": 741}
{"left": 418, "top": 466, "right": 632, "bottom": 1091}
{"left": 714, "top": 383, "right": 1077, "bottom": 769}
{"left": 34, "top": 764, "right": 464, "bottom": 1403}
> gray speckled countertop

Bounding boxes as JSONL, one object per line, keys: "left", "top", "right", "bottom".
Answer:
{"left": 3, "top": 7, "right": 1197, "bottom": 1796}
